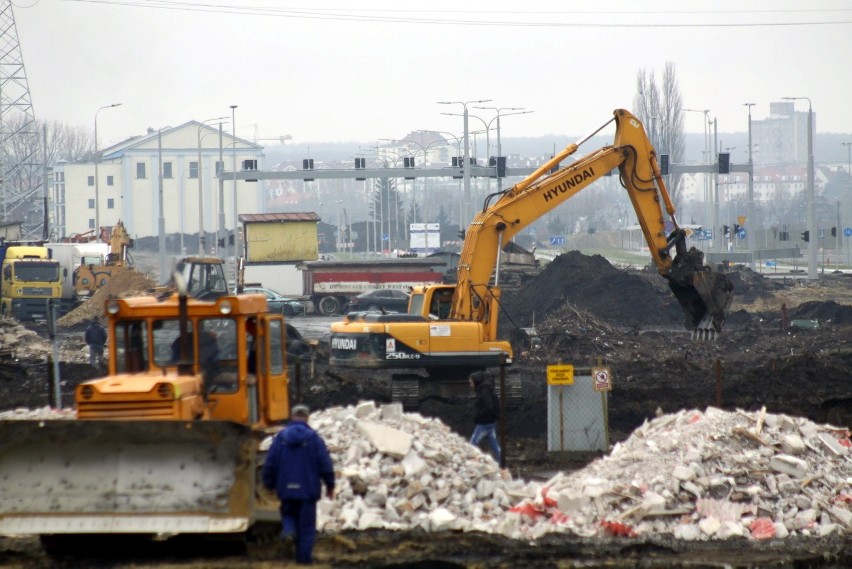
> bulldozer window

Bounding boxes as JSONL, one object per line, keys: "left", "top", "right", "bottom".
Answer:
{"left": 202, "top": 318, "right": 239, "bottom": 394}
{"left": 267, "top": 319, "right": 284, "bottom": 375}
{"left": 114, "top": 320, "right": 148, "bottom": 373}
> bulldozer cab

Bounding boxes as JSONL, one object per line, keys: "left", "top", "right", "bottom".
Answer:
{"left": 176, "top": 257, "right": 229, "bottom": 301}
{"left": 89, "top": 293, "right": 290, "bottom": 427}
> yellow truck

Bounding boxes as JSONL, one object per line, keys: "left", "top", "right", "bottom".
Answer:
{"left": 0, "top": 242, "right": 62, "bottom": 321}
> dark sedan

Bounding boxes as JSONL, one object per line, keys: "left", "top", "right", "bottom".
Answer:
{"left": 348, "top": 289, "right": 410, "bottom": 313}
{"left": 242, "top": 286, "right": 306, "bottom": 317}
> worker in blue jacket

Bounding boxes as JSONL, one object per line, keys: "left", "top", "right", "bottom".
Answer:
{"left": 262, "top": 404, "right": 335, "bottom": 565}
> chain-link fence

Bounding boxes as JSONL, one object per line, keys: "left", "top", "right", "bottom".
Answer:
{"left": 547, "top": 372, "right": 609, "bottom": 452}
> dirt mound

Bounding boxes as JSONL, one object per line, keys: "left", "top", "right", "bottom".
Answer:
{"left": 57, "top": 268, "right": 158, "bottom": 327}
{"left": 500, "top": 251, "right": 683, "bottom": 330}
{"left": 790, "top": 300, "right": 852, "bottom": 325}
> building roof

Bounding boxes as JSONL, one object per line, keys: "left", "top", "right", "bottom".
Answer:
{"left": 239, "top": 212, "right": 320, "bottom": 223}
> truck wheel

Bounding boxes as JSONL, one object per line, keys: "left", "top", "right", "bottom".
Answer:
{"left": 318, "top": 296, "right": 340, "bottom": 315}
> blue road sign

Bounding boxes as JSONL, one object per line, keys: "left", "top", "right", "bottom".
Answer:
{"left": 549, "top": 236, "right": 566, "bottom": 246}
{"left": 845, "top": 227, "right": 852, "bottom": 237}
{"left": 737, "top": 229, "right": 746, "bottom": 240}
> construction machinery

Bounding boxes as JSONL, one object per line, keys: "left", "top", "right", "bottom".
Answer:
{"left": 330, "top": 109, "right": 734, "bottom": 407}
{"left": 0, "top": 240, "right": 62, "bottom": 320}
{"left": 0, "top": 279, "right": 292, "bottom": 545}
{"left": 73, "top": 220, "right": 134, "bottom": 300}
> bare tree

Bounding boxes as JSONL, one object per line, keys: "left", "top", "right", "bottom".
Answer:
{"left": 633, "top": 62, "right": 686, "bottom": 209}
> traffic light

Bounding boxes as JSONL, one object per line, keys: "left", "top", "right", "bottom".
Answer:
{"left": 660, "top": 154, "right": 670, "bottom": 176}
{"left": 723, "top": 225, "right": 730, "bottom": 237}
{"left": 801, "top": 230, "right": 809, "bottom": 242}
{"left": 831, "top": 226, "right": 837, "bottom": 237}
{"left": 718, "top": 153, "right": 730, "bottom": 174}
{"left": 458, "top": 229, "right": 466, "bottom": 241}
{"left": 733, "top": 224, "right": 741, "bottom": 235}
{"left": 488, "top": 156, "right": 506, "bottom": 178}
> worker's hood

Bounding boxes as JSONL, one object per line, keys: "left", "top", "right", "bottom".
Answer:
{"left": 281, "top": 421, "right": 315, "bottom": 447}
{"left": 472, "top": 372, "right": 493, "bottom": 390}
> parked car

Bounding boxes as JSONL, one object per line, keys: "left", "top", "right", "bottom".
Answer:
{"left": 348, "top": 289, "right": 411, "bottom": 313}
{"left": 242, "top": 286, "right": 306, "bottom": 317}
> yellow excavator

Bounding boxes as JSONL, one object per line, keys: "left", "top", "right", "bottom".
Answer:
{"left": 330, "top": 109, "right": 733, "bottom": 406}
{"left": 73, "top": 220, "right": 134, "bottom": 300}
{"left": 0, "top": 278, "right": 291, "bottom": 548}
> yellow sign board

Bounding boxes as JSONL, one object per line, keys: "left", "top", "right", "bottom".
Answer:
{"left": 737, "top": 215, "right": 746, "bottom": 226}
{"left": 547, "top": 364, "right": 574, "bottom": 385}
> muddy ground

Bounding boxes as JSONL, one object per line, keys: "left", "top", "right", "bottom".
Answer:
{"left": 0, "top": 253, "right": 850, "bottom": 567}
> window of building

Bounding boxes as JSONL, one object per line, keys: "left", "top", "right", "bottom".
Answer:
{"left": 87, "top": 176, "right": 94, "bottom": 186}
{"left": 189, "top": 161, "right": 199, "bottom": 179}
{"left": 88, "top": 219, "right": 95, "bottom": 229}
{"left": 163, "top": 162, "right": 173, "bottom": 178}
{"left": 136, "top": 162, "right": 146, "bottom": 179}
{"left": 215, "top": 161, "right": 224, "bottom": 175}
{"left": 88, "top": 199, "right": 95, "bottom": 209}
{"left": 107, "top": 198, "right": 115, "bottom": 209}
{"left": 107, "top": 175, "right": 114, "bottom": 186}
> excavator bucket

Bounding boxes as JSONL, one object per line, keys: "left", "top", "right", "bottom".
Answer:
{"left": 0, "top": 420, "right": 258, "bottom": 536}
{"left": 667, "top": 247, "right": 734, "bottom": 340}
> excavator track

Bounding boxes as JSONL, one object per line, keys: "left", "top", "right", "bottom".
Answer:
{"left": 391, "top": 374, "right": 421, "bottom": 411}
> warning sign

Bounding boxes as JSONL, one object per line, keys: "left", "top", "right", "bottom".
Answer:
{"left": 547, "top": 364, "right": 574, "bottom": 385}
{"left": 593, "top": 367, "right": 612, "bottom": 392}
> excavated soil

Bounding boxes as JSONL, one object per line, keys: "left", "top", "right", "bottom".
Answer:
{"left": 0, "top": 251, "right": 850, "bottom": 567}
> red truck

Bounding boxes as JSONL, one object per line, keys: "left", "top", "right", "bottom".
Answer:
{"left": 242, "top": 257, "right": 446, "bottom": 316}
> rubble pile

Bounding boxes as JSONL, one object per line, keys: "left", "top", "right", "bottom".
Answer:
{"left": 0, "top": 406, "right": 74, "bottom": 420}
{"left": 299, "top": 401, "right": 536, "bottom": 534}
{"left": 295, "top": 402, "right": 851, "bottom": 542}
{"left": 0, "top": 320, "right": 53, "bottom": 360}
{"left": 57, "top": 268, "right": 158, "bottom": 327}
{"left": 507, "top": 407, "right": 851, "bottom": 541}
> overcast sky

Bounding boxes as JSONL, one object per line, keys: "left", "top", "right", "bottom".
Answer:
{"left": 13, "top": 1, "right": 852, "bottom": 147}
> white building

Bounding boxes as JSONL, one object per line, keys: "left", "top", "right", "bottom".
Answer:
{"left": 52, "top": 121, "right": 265, "bottom": 245}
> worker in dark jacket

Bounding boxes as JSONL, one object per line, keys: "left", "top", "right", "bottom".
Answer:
{"left": 84, "top": 318, "right": 107, "bottom": 367}
{"left": 469, "top": 370, "right": 501, "bottom": 465}
{"left": 262, "top": 404, "right": 335, "bottom": 565}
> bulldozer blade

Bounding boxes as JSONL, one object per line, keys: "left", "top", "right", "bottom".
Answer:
{"left": 668, "top": 247, "right": 735, "bottom": 336}
{"left": 0, "top": 420, "right": 257, "bottom": 536}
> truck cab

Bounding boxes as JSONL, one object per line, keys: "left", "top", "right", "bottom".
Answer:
{"left": 0, "top": 244, "right": 62, "bottom": 320}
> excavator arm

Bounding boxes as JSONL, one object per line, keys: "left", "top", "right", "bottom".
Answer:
{"left": 453, "top": 109, "right": 731, "bottom": 335}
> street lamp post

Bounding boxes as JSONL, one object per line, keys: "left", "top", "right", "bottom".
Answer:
{"left": 684, "top": 108, "right": 711, "bottom": 246}
{"left": 783, "top": 97, "right": 816, "bottom": 280}
{"left": 93, "top": 103, "right": 121, "bottom": 240}
{"left": 744, "top": 103, "right": 756, "bottom": 268}
{"left": 437, "top": 99, "right": 491, "bottom": 226}
{"left": 474, "top": 107, "right": 534, "bottom": 192}
{"left": 197, "top": 116, "right": 228, "bottom": 255}
{"left": 842, "top": 141, "right": 851, "bottom": 265}
{"left": 230, "top": 105, "right": 239, "bottom": 283}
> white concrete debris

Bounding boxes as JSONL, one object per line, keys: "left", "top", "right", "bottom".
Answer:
{"left": 307, "top": 402, "right": 533, "bottom": 535}
{"left": 504, "top": 406, "right": 851, "bottom": 541}
{"left": 0, "top": 406, "right": 74, "bottom": 420}
{"left": 308, "top": 403, "right": 851, "bottom": 541}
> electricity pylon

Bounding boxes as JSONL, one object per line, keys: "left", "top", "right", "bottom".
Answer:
{"left": 0, "top": 0, "right": 45, "bottom": 240}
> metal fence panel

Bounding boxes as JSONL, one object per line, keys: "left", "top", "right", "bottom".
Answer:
{"left": 547, "top": 374, "right": 608, "bottom": 452}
